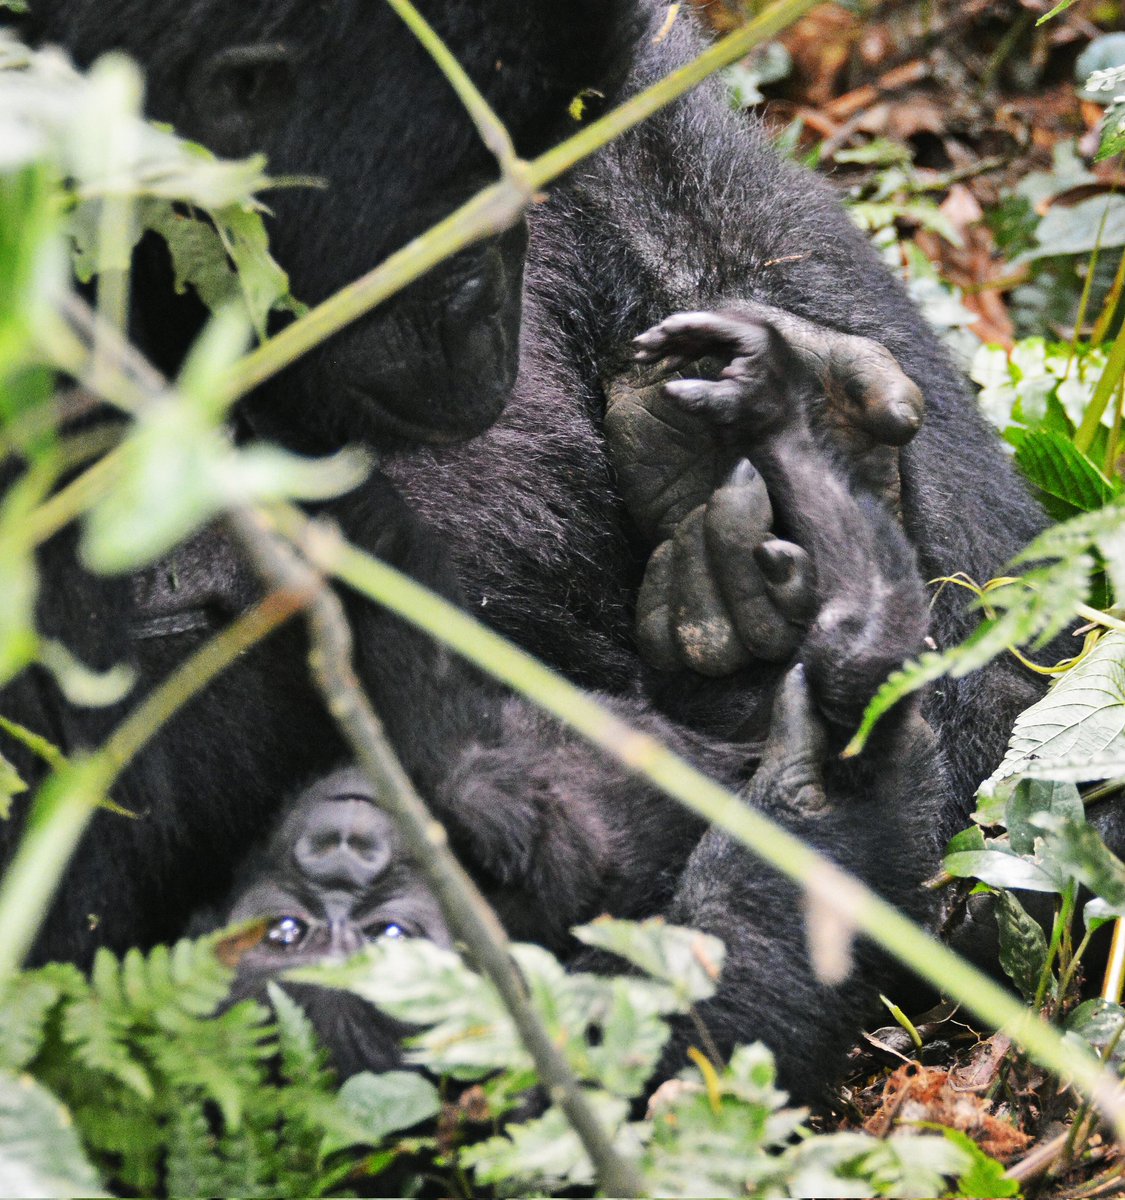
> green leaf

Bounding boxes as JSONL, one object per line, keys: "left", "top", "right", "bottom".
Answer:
{"left": 939, "top": 1128, "right": 1020, "bottom": 1198}
{"left": 0, "top": 1070, "right": 106, "bottom": 1198}
{"left": 320, "top": 1071, "right": 441, "bottom": 1156}
{"left": 944, "top": 846, "right": 1065, "bottom": 893}
{"left": 461, "top": 1092, "right": 632, "bottom": 1191}
{"left": 1039, "top": 816, "right": 1125, "bottom": 912}
{"left": 1098, "top": 99, "right": 1125, "bottom": 162}
{"left": 1015, "top": 429, "right": 1119, "bottom": 516}
{"left": 947, "top": 824, "right": 987, "bottom": 852}
{"left": 1014, "top": 195, "right": 1125, "bottom": 263}
{"left": 984, "top": 632, "right": 1125, "bottom": 791}
{"left": 1006, "top": 779, "right": 1084, "bottom": 854}
{"left": 1065, "top": 998, "right": 1125, "bottom": 1068}
{"left": 996, "top": 891, "right": 1048, "bottom": 1002}
{"left": 0, "top": 976, "right": 63, "bottom": 1070}
{"left": 573, "top": 917, "right": 725, "bottom": 1006}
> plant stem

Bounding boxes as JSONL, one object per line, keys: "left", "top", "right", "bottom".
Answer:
{"left": 221, "top": 0, "right": 819, "bottom": 406}
{"left": 276, "top": 504, "right": 1125, "bottom": 1141}
{"left": 386, "top": 0, "right": 518, "bottom": 172}
{"left": 229, "top": 507, "right": 646, "bottom": 1198}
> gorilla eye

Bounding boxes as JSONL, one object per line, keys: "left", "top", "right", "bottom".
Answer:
{"left": 372, "top": 922, "right": 408, "bottom": 942}
{"left": 266, "top": 916, "right": 308, "bottom": 949}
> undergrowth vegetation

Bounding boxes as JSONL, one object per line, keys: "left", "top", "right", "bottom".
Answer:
{"left": 0, "top": 0, "right": 1123, "bottom": 1196}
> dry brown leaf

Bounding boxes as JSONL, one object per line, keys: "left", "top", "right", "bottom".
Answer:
{"left": 865, "top": 1061, "right": 1031, "bottom": 1161}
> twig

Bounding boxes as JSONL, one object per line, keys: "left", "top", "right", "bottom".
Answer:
{"left": 221, "top": 0, "right": 821, "bottom": 405}
{"left": 270, "top": 502, "right": 1125, "bottom": 1145}
{"left": 386, "top": 0, "right": 519, "bottom": 174}
{"left": 227, "top": 507, "right": 646, "bottom": 1199}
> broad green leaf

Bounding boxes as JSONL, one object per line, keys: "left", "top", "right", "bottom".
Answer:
{"left": 0, "top": 1071, "right": 106, "bottom": 1198}
{"left": 1039, "top": 816, "right": 1125, "bottom": 910}
{"left": 320, "top": 1071, "right": 441, "bottom": 1156}
{"left": 984, "top": 632, "right": 1125, "bottom": 791}
{"left": 995, "top": 891, "right": 1048, "bottom": 1001}
{"left": 944, "top": 846, "right": 1065, "bottom": 893}
{"left": 1015, "top": 429, "right": 1119, "bottom": 517}
{"left": 1014, "top": 195, "right": 1125, "bottom": 263}
{"left": 81, "top": 404, "right": 368, "bottom": 574}
{"left": 1006, "top": 779, "right": 1084, "bottom": 854}
{"left": 1065, "top": 998, "right": 1125, "bottom": 1068}
{"left": 573, "top": 917, "right": 725, "bottom": 1006}
{"left": 948, "top": 824, "right": 987, "bottom": 851}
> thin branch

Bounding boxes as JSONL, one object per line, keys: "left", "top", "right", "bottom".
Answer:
{"left": 221, "top": 0, "right": 819, "bottom": 405}
{"left": 271, "top": 502, "right": 1125, "bottom": 1144}
{"left": 228, "top": 507, "right": 646, "bottom": 1198}
{"left": 0, "top": 590, "right": 310, "bottom": 980}
{"left": 387, "top": 0, "right": 519, "bottom": 173}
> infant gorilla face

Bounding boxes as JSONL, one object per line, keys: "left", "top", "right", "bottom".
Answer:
{"left": 228, "top": 770, "right": 452, "bottom": 976}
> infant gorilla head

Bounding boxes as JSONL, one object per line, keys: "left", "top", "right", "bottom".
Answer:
{"left": 218, "top": 770, "right": 448, "bottom": 1076}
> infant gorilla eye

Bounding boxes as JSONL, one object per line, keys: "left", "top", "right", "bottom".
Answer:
{"left": 266, "top": 916, "right": 309, "bottom": 949}
{"left": 371, "top": 922, "right": 409, "bottom": 942}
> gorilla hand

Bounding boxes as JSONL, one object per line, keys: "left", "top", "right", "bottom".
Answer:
{"left": 628, "top": 311, "right": 928, "bottom": 731}
{"left": 605, "top": 300, "right": 923, "bottom": 547}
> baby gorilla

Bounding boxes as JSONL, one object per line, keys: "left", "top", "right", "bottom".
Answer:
{"left": 216, "top": 769, "right": 450, "bottom": 1077}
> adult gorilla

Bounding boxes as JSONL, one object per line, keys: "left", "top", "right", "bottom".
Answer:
{"left": 4, "top": 0, "right": 1059, "bottom": 1095}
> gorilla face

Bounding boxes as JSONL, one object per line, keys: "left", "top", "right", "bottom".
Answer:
{"left": 228, "top": 769, "right": 451, "bottom": 979}
{"left": 27, "top": 0, "right": 640, "bottom": 446}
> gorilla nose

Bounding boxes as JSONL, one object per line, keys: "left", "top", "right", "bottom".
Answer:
{"left": 293, "top": 797, "right": 392, "bottom": 890}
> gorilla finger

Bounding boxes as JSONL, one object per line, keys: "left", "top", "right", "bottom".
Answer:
{"left": 753, "top": 540, "right": 818, "bottom": 624}
{"left": 834, "top": 346, "right": 924, "bottom": 447}
{"left": 702, "top": 463, "right": 801, "bottom": 663}
{"left": 636, "top": 541, "right": 683, "bottom": 672}
{"left": 670, "top": 506, "right": 751, "bottom": 676}
{"left": 663, "top": 377, "right": 747, "bottom": 424}
{"left": 634, "top": 311, "right": 773, "bottom": 362}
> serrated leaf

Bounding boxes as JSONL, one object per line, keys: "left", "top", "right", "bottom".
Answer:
{"left": 0, "top": 1071, "right": 106, "bottom": 1198}
{"left": 996, "top": 891, "right": 1048, "bottom": 1001}
{"left": 984, "top": 631, "right": 1125, "bottom": 790}
{"left": 573, "top": 918, "right": 725, "bottom": 1006}
{"left": 461, "top": 1092, "right": 631, "bottom": 1191}
{"left": 1015, "top": 429, "right": 1119, "bottom": 515}
{"left": 0, "top": 976, "right": 62, "bottom": 1070}
{"left": 939, "top": 1127, "right": 1020, "bottom": 1198}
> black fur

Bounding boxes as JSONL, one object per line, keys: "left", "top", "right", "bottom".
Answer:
{"left": 2, "top": 1, "right": 1051, "bottom": 1101}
